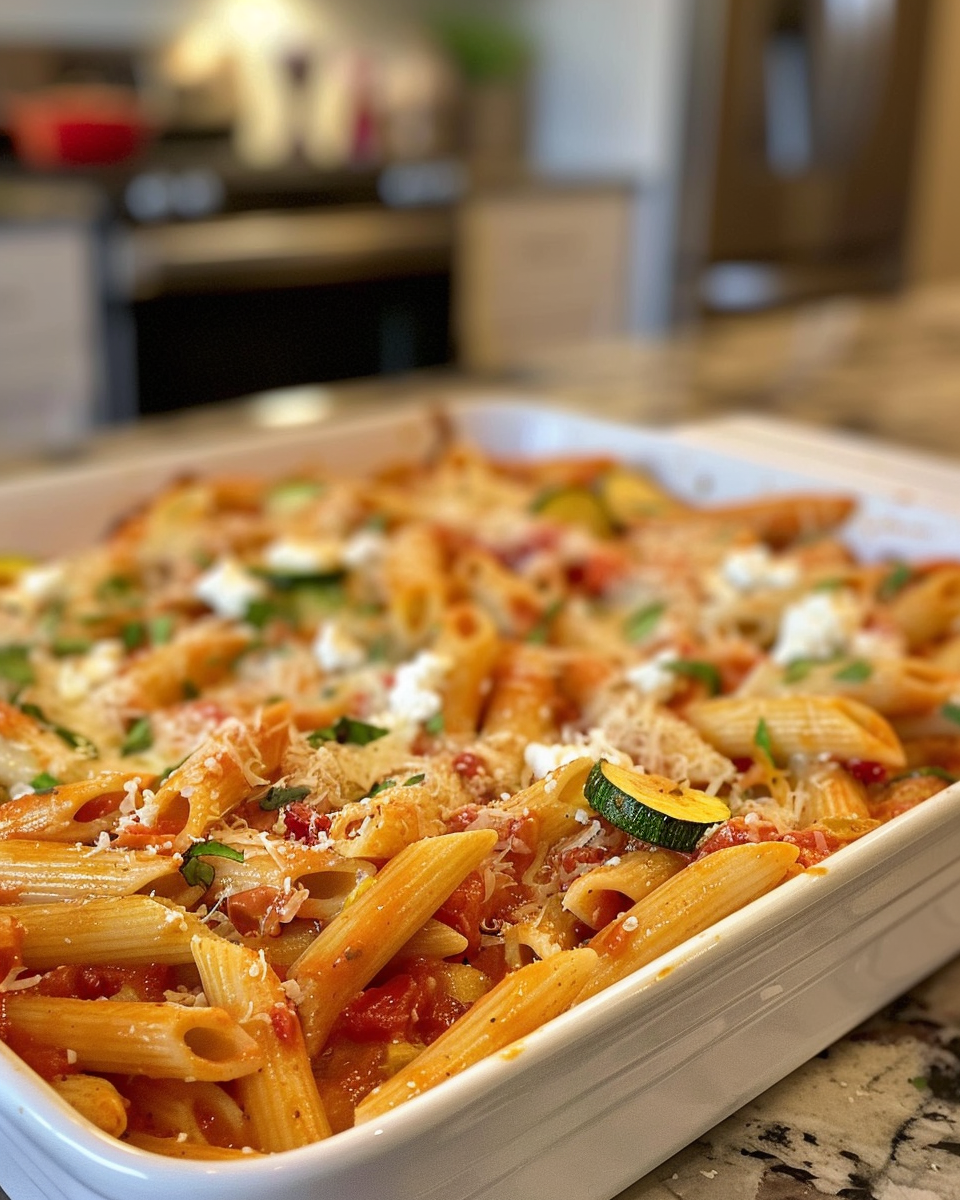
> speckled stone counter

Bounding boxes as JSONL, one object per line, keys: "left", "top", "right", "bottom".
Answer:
{"left": 617, "top": 958, "right": 960, "bottom": 1200}
{"left": 3, "top": 283, "right": 960, "bottom": 1200}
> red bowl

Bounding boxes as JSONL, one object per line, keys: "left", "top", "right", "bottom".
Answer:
{"left": 8, "top": 86, "right": 151, "bottom": 167}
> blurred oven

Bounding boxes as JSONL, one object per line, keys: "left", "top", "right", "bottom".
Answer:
{"left": 121, "top": 203, "right": 454, "bottom": 414}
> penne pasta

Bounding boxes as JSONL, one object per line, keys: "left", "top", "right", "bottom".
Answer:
{"left": 0, "top": 897, "right": 207, "bottom": 968}
{"left": 579, "top": 842, "right": 800, "bottom": 1001}
{"left": 687, "top": 694, "right": 906, "bottom": 768}
{"left": 355, "top": 947, "right": 598, "bottom": 1121}
{"left": 3, "top": 996, "right": 262, "bottom": 1081}
{"left": 192, "top": 934, "right": 332, "bottom": 1150}
{"left": 291, "top": 829, "right": 498, "bottom": 1056}
{"left": 50, "top": 1073, "right": 129, "bottom": 1138}
{"left": 0, "top": 438, "right": 953, "bottom": 1163}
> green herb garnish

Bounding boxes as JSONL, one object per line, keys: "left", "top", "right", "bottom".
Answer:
{"left": 0, "top": 645, "right": 34, "bottom": 687}
{"left": 244, "top": 598, "right": 279, "bottom": 630}
{"left": 666, "top": 660, "right": 722, "bottom": 696}
{"left": 122, "top": 621, "right": 146, "bottom": 652}
{"left": 29, "top": 772, "right": 59, "bottom": 792}
{"left": 877, "top": 561, "right": 913, "bottom": 603}
{"left": 181, "top": 680, "right": 200, "bottom": 701}
{"left": 260, "top": 784, "right": 311, "bottom": 811}
{"left": 265, "top": 479, "right": 323, "bottom": 516}
{"left": 783, "top": 658, "right": 817, "bottom": 683}
{"left": 18, "top": 702, "right": 98, "bottom": 757}
{"left": 148, "top": 614, "right": 175, "bottom": 646}
{"left": 623, "top": 602, "right": 665, "bottom": 643}
{"left": 180, "top": 840, "right": 244, "bottom": 889}
{"left": 754, "top": 717, "right": 775, "bottom": 766}
{"left": 526, "top": 599, "right": 564, "bottom": 645}
{"left": 50, "top": 638, "right": 92, "bottom": 657}
{"left": 254, "top": 567, "right": 345, "bottom": 592}
{"left": 96, "top": 575, "right": 139, "bottom": 605}
{"left": 307, "top": 716, "right": 390, "bottom": 748}
{"left": 367, "top": 779, "right": 397, "bottom": 798}
{"left": 833, "top": 659, "right": 873, "bottom": 683}
{"left": 403, "top": 773, "right": 426, "bottom": 787}
{"left": 121, "top": 717, "right": 153, "bottom": 756}
{"left": 942, "top": 702, "right": 960, "bottom": 727}
{"left": 424, "top": 712, "right": 445, "bottom": 736}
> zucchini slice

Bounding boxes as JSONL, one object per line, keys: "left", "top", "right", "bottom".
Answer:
{"left": 532, "top": 485, "right": 613, "bottom": 538}
{"left": 597, "top": 468, "right": 683, "bottom": 524}
{"left": 584, "top": 760, "right": 730, "bottom": 852}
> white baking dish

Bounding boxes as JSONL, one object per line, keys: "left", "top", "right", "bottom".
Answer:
{"left": 2, "top": 399, "right": 960, "bottom": 1200}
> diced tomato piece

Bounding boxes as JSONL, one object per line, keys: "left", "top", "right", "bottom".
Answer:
{"left": 434, "top": 871, "right": 485, "bottom": 956}
{"left": 35, "top": 964, "right": 172, "bottom": 1002}
{"left": 226, "top": 886, "right": 282, "bottom": 937}
{"left": 269, "top": 1001, "right": 301, "bottom": 1045}
{"left": 567, "top": 549, "right": 630, "bottom": 597}
{"left": 336, "top": 974, "right": 420, "bottom": 1043}
{"left": 333, "top": 959, "right": 474, "bottom": 1048}
{"left": 780, "top": 828, "right": 842, "bottom": 867}
{"left": 693, "top": 816, "right": 782, "bottom": 860}
{"left": 453, "top": 752, "right": 486, "bottom": 779}
{"left": 282, "top": 801, "right": 331, "bottom": 844}
{"left": 444, "top": 804, "right": 481, "bottom": 833}
{"left": 845, "top": 759, "right": 887, "bottom": 785}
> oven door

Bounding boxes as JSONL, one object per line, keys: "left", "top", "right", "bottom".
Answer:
{"left": 122, "top": 204, "right": 454, "bottom": 413}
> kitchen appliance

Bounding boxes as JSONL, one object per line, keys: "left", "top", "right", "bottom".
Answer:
{"left": 676, "top": 0, "right": 932, "bottom": 315}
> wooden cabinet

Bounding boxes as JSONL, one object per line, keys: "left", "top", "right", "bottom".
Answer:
{"left": 455, "top": 184, "right": 631, "bottom": 372}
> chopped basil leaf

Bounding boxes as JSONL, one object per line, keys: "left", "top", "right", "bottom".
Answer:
{"left": 148, "top": 614, "right": 175, "bottom": 646}
{"left": 51, "top": 638, "right": 93, "bottom": 657}
{"left": 942, "top": 702, "right": 960, "bottom": 727}
{"left": 623, "top": 602, "right": 666, "bottom": 643}
{"left": 121, "top": 717, "right": 153, "bottom": 756}
{"left": 526, "top": 599, "right": 564, "bottom": 645}
{"left": 244, "top": 598, "right": 279, "bottom": 629}
{"left": 367, "top": 636, "right": 390, "bottom": 662}
{"left": 812, "top": 577, "right": 844, "bottom": 592}
{"left": 403, "top": 773, "right": 426, "bottom": 787}
{"left": 363, "top": 512, "right": 388, "bottom": 532}
{"left": 783, "top": 658, "right": 817, "bottom": 683}
{"left": 877, "top": 561, "right": 913, "bottom": 603}
{"left": 260, "top": 784, "right": 312, "bottom": 811}
{"left": 254, "top": 567, "right": 345, "bottom": 592}
{"left": 307, "top": 715, "right": 389, "bottom": 748}
{"left": 180, "top": 839, "right": 244, "bottom": 889}
{"left": 158, "top": 756, "right": 187, "bottom": 784}
{"left": 666, "top": 659, "right": 721, "bottom": 696}
{"left": 909, "top": 1076, "right": 928, "bottom": 1091}
{"left": 368, "top": 779, "right": 397, "bottom": 798}
{"left": 181, "top": 680, "right": 200, "bottom": 701}
{"left": 888, "top": 766, "right": 957, "bottom": 784}
{"left": 18, "top": 702, "right": 98, "bottom": 757}
{"left": 0, "top": 645, "right": 34, "bottom": 687}
{"left": 424, "top": 712, "right": 445, "bottom": 736}
{"left": 122, "top": 621, "right": 146, "bottom": 652}
{"left": 29, "top": 772, "right": 59, "bottom": 792}
{"left": 265, "top": 479, "right": 323, "bottom": 516}
{"left": 96, "top": 575, "right": 139, "bottom": 605}
{"left": 833, "top": 659, "right": 873, "bottom": 683}
{"left": 754, "top": 717, "right": 775, "bottom": 765}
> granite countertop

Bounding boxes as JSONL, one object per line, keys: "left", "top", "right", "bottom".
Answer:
{"left": 4, "top": 283, "right": 960, "bottom": 1200}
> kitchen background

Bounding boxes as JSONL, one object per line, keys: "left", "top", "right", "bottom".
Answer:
{"left": 1, "top": 0, "right": 959, "bottom": 459}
